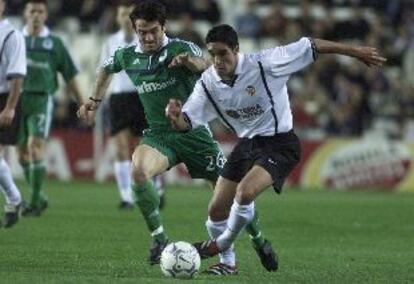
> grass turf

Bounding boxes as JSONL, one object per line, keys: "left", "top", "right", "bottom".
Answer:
{"left": 0, "top": 180, "right": 413, "bottom": 283}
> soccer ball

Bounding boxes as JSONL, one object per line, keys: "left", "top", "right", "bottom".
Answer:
{"left": 160, "top": 241, "right": 201, "bottom": 279}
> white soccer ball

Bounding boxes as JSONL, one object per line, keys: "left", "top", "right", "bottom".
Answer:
{"left": 160, "top": 241, "right": 201, "bottom": 279}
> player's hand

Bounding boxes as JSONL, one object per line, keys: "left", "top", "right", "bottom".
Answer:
{"left": 168, "top": 53, "right": 191, "bottom": 69}
{"left": 0, "top": 107, "right": 15, "bottom": 127}
{"left": 165, "top": 99, "right": 182, "bottom": 124}
{"left": 76, "top": 101, "right": 98, "bottom": 125}
{"left": 354, "top": 47, "right": 387, "bottom": 67}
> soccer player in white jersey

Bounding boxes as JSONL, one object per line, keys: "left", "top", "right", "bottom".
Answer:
{"left": 166, "top": 24, "right": 386, "bottom": 271}
{"left": 0, "top": 0, "right": 26, "bottom": 227}
{"left": 101, "top": 0, "right": 165, "bottom": 210}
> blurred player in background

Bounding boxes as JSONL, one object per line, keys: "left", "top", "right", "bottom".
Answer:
{"left": 18, "top": 0, "right": 85, "bottom": 217}
{"left": 100, "top": 0, "right": 165, "bottom": 211}
{"left": 78, "top": 1, "right": 273, "bottom": 274}
{"left": 166, "top": 24, "right": 386, "bottom": 271}
{"left": 0, "top": 0, "right": 25, "bottom": 228}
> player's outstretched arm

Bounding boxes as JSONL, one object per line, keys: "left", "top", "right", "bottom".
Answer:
{"left": 168, "top": 52, "right": 210, "bottom": 73}
{"left": 313, "top": 39, "right": 387, "bottom": 67}
{"left": 165, "top": 99, "right": 191, "bottom": 131}
{"left": 77, "top": 68, "right": 112, "bottom": 124}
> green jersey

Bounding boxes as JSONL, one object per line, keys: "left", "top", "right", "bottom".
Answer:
{"left": 103, "top": 36, "right": 203, "bottom": 131}
{"left": 23, "top": 27, "right": 78, "bottom": 94}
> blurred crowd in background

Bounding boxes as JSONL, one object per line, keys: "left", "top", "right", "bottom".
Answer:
{"left": 5, "top": 0, "right": 414, "bottom": 140}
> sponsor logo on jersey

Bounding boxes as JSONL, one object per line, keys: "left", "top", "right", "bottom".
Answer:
{"left": 225, "top": 104, "right": 264, "bottom": 120}
{"left": 133, "top": 58, "right": 140, "bottom": 65}
{"left": 27, "top": 58, "right": 50, "bottom": 69}
{"left": 245, "top": 85, "right": 256, "bottom": 96}
{"left": 136, "top": 77, "right": 177, "bottom": 94}
{"left": 42, "top": 38, "right": 53, "bottom": 50}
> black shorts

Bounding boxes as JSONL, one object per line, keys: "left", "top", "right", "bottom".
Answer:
{"left": 109, "top": 92, "right": 148, "bottom": 136}
{"left": 220, "top": 130, "right": 301, "bottom": 193}
{"left": 0, "top": 93, "right": 21, "bottom": 145}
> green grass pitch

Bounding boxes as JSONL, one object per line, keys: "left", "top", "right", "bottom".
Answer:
{"left": 1, "top": 180, "right": 413, "bottom": 283}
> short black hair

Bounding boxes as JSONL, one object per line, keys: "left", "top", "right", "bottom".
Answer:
{"left": 25, "top": 0, "right": 48, "bottom": 6}
{"left": 118, "top": 0, "right": 136, "bottom": 7}
{"left": 206, "top": 24, "right": 239, "bottom": 49}
{"left": 129, "top": 0, "right": 167, "bottom": 27}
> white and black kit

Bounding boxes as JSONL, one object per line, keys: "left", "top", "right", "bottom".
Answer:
{"left": 183, "top": 37, "right": 317, "bottom": 191}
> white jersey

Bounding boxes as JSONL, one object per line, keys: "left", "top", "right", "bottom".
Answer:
{"left": 0, "top": 19, "right": 26, "bottom": 94}
{"left": 100, "top": 30, "right": 137, "bottom": 94}
{"left": 183, "top": 37, "right": 317, "bottom": 138}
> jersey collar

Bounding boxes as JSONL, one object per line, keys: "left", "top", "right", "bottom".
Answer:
{"left": 134, "top": 34, "right": 170, "bottom": 53}
{"left": 212, "top": 53, "right": 245, "bottom": 82}
{"left": 22, "top": 25, "right": 50, "bottom": 37}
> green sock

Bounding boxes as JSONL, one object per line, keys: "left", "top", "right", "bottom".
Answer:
{"left": 245, "top": 210, "right": 266, "bottom": 248}
{"left": 134, "top": 181, "right": 168, "bottom": 243}
{"left": 29, "top": 160, "right": 47, "bottom": 207}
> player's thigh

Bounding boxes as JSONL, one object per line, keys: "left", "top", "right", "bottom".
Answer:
{"left": 176, "top": 127, "right": 226, "bottom": 182}
{"left": 132, "top": 144, "right": 169, "bottom": 180}
{"left": 111, "top": 128, "right": 131, "bottom": 160}
{"left": 236, "top": 165, "right": 274, "bottom": 205}
{"left": 208, "top": 176, "right": 238, "bottom": 221}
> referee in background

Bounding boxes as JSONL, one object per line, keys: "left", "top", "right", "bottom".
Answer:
{"left": 0, "top": 0, "right": 26, "bottom": 228}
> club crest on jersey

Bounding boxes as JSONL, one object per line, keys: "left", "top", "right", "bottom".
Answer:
{"left": 245, "top": 85, "right": 256, "bottom": 96}
{"left": 42, "top": 39, "right": 53, "bottom": 50}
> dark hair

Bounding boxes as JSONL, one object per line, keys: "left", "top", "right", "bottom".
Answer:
{"left": 206, "top": 24, "right": 239, "bottom": 49}
{"left": 129, "top": 0, "right": 167, "bottom": 27}
{"left": 118, "top": 0, "right": 136, "bottom": 7}
{"left": 25, "top": 0, "right": 48, "bottom": 6}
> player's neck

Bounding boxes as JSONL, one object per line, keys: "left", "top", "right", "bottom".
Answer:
{"left": 28, "top": 25, "right": 44, "bottom": 36}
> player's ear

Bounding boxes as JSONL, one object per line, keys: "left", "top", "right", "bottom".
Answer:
{"left": 234, "top": 45, "right": 239, "bottom": 54}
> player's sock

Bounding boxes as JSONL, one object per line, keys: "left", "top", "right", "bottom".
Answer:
{"left": 206, "top": 218, "right": 236, "bottom": 266}
{"left": 245, "top": 210, "right": 266, "bottom": 248}
{"left": 216, "top": 200, "right": 255, "bottom": 251}
{"left": 152, "top": 175, "right": 164, "bottom": 197}
{"left": 114, "top": 160, "right": 134, "bottom": 203}
{"left": 0, "top": 158, "right": 22, "bottom": 206}
{"left": 29, "top": 160, "right": 47, "bottom": 207}
{"left": 133, "top": 180, "right": 168, "bottom": 242}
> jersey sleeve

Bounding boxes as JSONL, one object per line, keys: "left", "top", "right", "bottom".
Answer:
{"left": 178, "top": 40, "right": 203, "bottom": 58}
{"left": 182, "top": 79, "right": 217, "bottom": 129}
{"left": 57, "top": 38, "right": 79, "bottom": 82}
{"left": 4, "top": 30, "right": 26, "bottom": 78}
{"left": 102, "top": 48, "right": 123, "bottom": 74}
{"left": 259, "top": 37, "right": 317, "bottom": 76}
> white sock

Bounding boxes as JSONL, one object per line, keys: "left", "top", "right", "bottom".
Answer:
{"left": 206, "top": 218, "right": 236, "bottom": 267}
{"left": 114, "top": 160, "right": 134, "bottom": 203}
{"left": 216, "top": 200, "right": 255, "bottom": 251}
{"left": 152, "top": 175, "right": 164, "bottom": 196}
{"left": 0, "top": 158, "right": 22, "bottom": 206}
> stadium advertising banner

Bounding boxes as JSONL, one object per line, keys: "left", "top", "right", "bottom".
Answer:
{"left": 6, "top": 131, "right": 414, "bottom": 192}
{"left": 299, "top": 138, "right": 413, "bottom": 192}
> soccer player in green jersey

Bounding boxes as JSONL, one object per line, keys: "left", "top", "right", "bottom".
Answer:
{"left": 78, "top": 0, "right": 274, "bottom": 273}
{"left": 18, "top": 0, "right": 84, "bottom": 216}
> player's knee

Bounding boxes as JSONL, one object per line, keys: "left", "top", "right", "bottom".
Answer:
{"left": 235, "top": 183, "right": 257, "bottom": 205}
{"left": 208, "top": 201, "right": 229, "bottom": 221}
{"left": 132, "top": 166, "right": 148, "bottom": 185}
{"left": 28, "top": 139, "right": 45, "bottom": 160}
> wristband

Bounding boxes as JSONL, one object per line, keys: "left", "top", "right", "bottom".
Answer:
{"left": 89, "top": 97, "right": 102, "bottom": 103}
